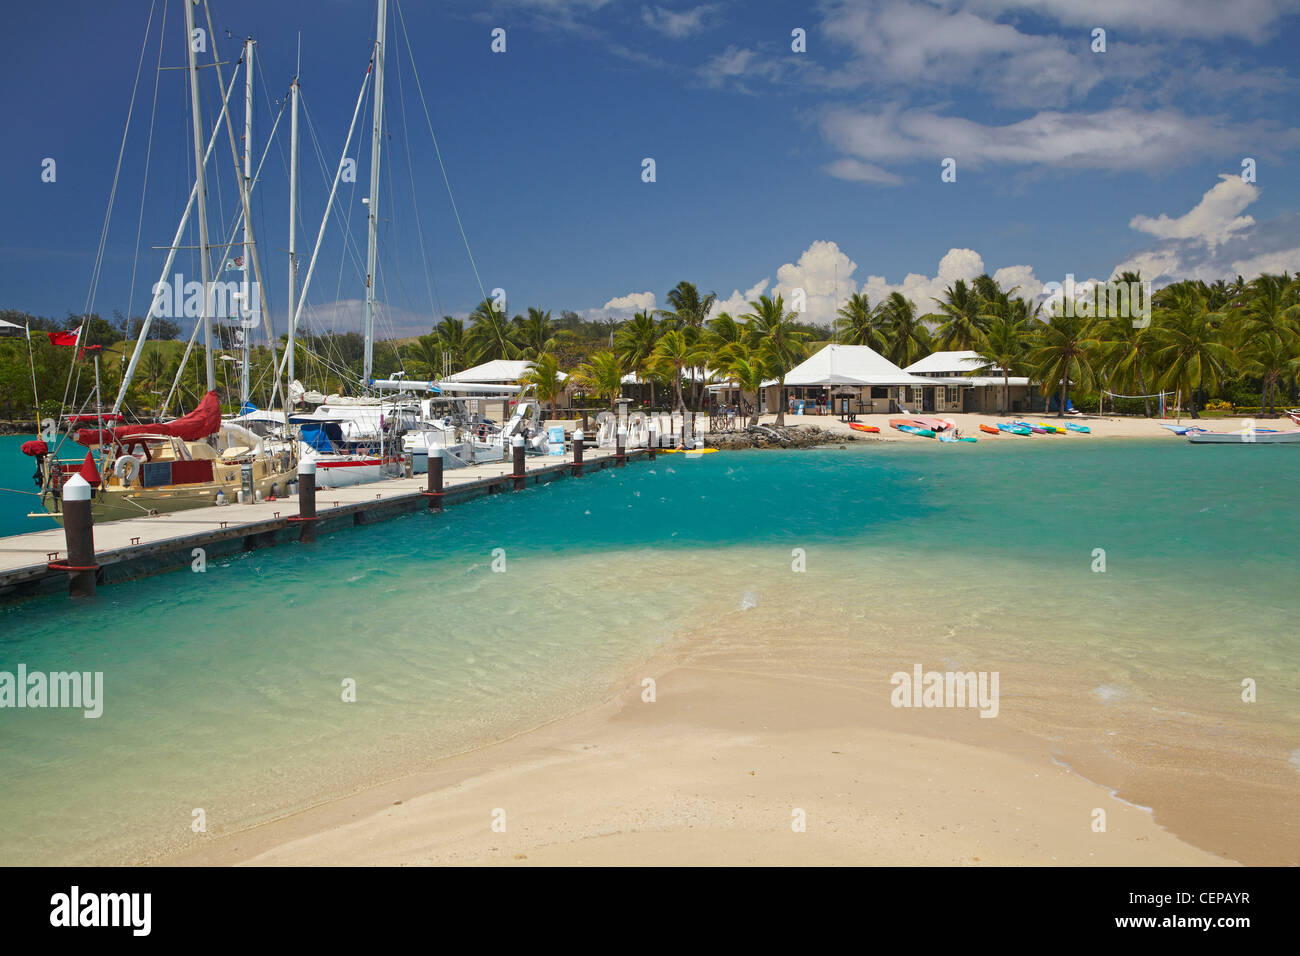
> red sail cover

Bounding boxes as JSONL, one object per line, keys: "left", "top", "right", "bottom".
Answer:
{"left": 75, "top": 391, "right": 221, "bottom": 447}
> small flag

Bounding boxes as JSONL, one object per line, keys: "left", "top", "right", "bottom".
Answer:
{"left": 47, "top": 326, "right": 82, "bottom": 347}
{"left": 224, "top": 256, "right": 245, "bottom": 272}
{"left": 78, "top": 344, "right": 103, "bottom": 361}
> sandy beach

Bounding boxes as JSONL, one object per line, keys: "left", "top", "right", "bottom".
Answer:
{"left": 169, "top": 627, "right": 1230, "bottom": 867}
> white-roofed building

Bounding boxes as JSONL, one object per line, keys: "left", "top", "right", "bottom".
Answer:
{"left": 903, "top": 350, "right": 1036, "bottom": 415}
{"left": 751, "top": 344, "right": 936, "bottom": 417}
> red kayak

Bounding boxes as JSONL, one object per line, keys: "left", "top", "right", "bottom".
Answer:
{"left": 979, "top": 424, "right": 999, "bottom": 435}
{"left": 848, "top": 423, "right": 880, "bottom": 433}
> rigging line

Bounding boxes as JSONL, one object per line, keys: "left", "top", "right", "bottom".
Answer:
{"left": 394, "top": 0, "right": 488, "bottom": 307}
{"left": 124, "top": 0, "right": 168, "bottom": 376}
{"left": 392, "top": 19, "right": 443, "bottom": 323}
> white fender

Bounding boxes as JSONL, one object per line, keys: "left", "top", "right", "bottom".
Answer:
{"left": 113, "top": 454, "right": 141, "bottom": 486}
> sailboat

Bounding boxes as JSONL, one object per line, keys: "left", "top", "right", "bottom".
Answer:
{"left": 23, "top": 0, "right": 297, "bottom": 523}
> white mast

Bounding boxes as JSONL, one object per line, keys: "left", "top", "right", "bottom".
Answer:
{"left": 240, "top": 36, "right": 254, "bottom": 407}
{"left": 363, "top": 0, "right": 387, "bottom": 386}
{"left": 287, "top": 72, "right": 300, "bottom": 390}
{"left": 183, "top": 0, "right": 215, "bottom": 392}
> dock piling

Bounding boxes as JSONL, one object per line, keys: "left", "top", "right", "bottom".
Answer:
{"left": 647, "top": 422, "right": 657, "bottom": 460}
{"left": 293, "top": 457, "right": 319, "bottom": 543}
{"left": 58, "top": 474, "right": 98, "bottom": 599}
{"left": 616, "top": 426, "right": 627, "bottom": 467}
{"left": 512, "top": 436, "right": 526, "bottom": 491}
{"left": 572, "top": 429, "right": 584, "bottom": 477}
{"left": 423, "top": 455, "right": 444, "bottom": 510}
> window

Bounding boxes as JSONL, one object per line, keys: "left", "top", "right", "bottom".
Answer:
{"left": 947, "top": 387, "right": 961, "bottom": 404}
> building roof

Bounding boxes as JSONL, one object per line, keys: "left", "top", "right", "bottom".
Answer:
{"left": 444, "top": 359, "right": 568, "bottom": 383}
{"left": 764, "top": 344, "right": 934, "bottom": 388}
{"left": 903, "top": 350, "right": 990, "bottom": 376}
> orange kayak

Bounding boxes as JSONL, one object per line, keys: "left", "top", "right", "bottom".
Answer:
{"left": 848, "top": 423, "right": 880, "bottom": 433}
{"left": 979, "top": 424, "right": 999, "bottom": 435}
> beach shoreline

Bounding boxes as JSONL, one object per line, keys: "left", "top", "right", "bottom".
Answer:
{"left": 164, "top": 621, "right": 1238, "bottom": 868}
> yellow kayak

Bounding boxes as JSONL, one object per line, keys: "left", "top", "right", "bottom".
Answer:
{"left": 661, "top": 447, "right": 718, "bottom": 454}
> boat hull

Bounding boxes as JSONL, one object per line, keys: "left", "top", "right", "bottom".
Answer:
{"left": 1187, "top": 430, "right": 1300, "bottom": 444}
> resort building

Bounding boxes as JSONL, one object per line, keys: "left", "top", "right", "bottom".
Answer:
{"left": 902, "top": 351, "right": 1036, "bottom": 414}
{"left": 754, "top": 344, "right": 937, "bottom": 416}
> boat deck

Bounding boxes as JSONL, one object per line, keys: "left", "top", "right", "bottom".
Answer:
{"left": 0, "top": 444, "right": 647, "bottom": 602}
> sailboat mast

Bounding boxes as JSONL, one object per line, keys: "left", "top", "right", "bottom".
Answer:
{"left": 362, "top": 0, "right": 387, "bottom": 387}
{"left": 183, "top": 0, "right": 216, "bottom": 392}
{"left": 240, "top": 36, "right": 254, "bottom": 407}
{"left": 287, "top": 74, "right": 299, "bottom": 390}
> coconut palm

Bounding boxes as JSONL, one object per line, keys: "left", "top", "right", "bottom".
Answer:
{"left": 741, "top": 294, "right": 809, "bottom": 426}
{"left": 971, "top": 315, "right": 1031, "bottom": 415}
{"left": 650, "top": 329, "right": 709, "bottom": 414}
{"left": 614, "top": 310, "right": 661, "bottom": 408}
{"left": 834, "top": 292, "right": 888, "bottom": 351}
{"left": 657, "top": 281, "right": 716, "bottom": 406}
{"left": 1097, "top": 273, "right": 1158, "bottom": 417}
{"left": 716, "top": 342, "right": 770, "bottom": 427}
{"left": 880, "top": 292, "right": 931, "bottom": 368}
{"left": 1026, "top": 311, "right": 1100, "bottom": 417}
{"left": 1151, "top": 288, "right": 1234, "bottom": 418}
{"left": 573, "top": 351, "right": 625, "bottom": 411}
{"left": 522, "top": 351, "right": 566, "bottom": 419}
{"left": 467, "top": 298, "right": 520, "bottom": 363}
{"left": 931, "top": 279, "right": 986, "bottom": 350}
{"left": 515, "top": 307, "right": 570, "bottom": 359}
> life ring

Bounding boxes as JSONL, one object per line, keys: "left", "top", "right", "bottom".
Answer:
{"left": 113, "top": 454, "right": 141, "bottom": 486}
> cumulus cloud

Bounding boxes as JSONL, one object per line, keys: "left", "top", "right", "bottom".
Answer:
{"left": 859, "top": 248, "right": 1043, "bottom": 316}
{"left": 1129, "top": 174, "right": 1257, "bottom": 250}
{"left": 708, "top": 277, "right": 771, "bottom": 322}
{"left": 1229, "top": 245, "right": 1300, "bottom": 277}
{"left": 603, "top": 291, "right": 656, "bottom": 313}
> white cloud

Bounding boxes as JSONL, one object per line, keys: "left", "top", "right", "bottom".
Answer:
{"left": 708, "top": 277, "right": 771, "bottom": 322}
{"left": 641, "top": 4, "right": 716, "bottom": 38}
{"left": 820, "top": 106, "right": 1282, "bottom": 174}
{"left": 603, "top": 291, "right": 656, "bottom": 313}
{"left": 769, "top": 241, "right": 861, "bottom": 327}
{"left": 1229, "top": 245, "right": 1300, "bottom": 278}
{"left": 1129, "top": 174, "right": 1257, "bottom": 250}
{"left": 964, "top": 0, "right": 1295, "bottom": 42}
{"left": 820, "top": 0, "right": 1100, "bottom": 106}
{"left": 1109, "top": 249, "right": 1184, "bottom": 284}
{"left": 823, "top": 157, "right": 904, "bottom": 186}
{"left": 861, "top": 248, "right": 1008, "bottom": 316}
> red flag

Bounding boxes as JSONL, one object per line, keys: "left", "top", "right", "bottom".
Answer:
{"left": 47, "top": 326, "right": 82, "bottom": 347}
{"left": 77, "top": 344, "right": 103, "bottom": 361}
{"left": 77, "top": 450, "right": 101, "bottom": 487}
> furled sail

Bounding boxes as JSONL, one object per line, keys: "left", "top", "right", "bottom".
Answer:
{"left": 75, "top": 391, "right": 222, "bottom": 446}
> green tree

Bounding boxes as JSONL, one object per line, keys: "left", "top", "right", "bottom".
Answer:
{"left": 834, "top": 293, "right": 888, "bottom": 351}
{"left": 741, "top": 294, "right": 809, "bottom": 426}
{"left": 972, "top": 315, "right": 1031, "bottom": 416}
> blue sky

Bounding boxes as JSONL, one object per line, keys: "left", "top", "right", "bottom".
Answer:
{"left": 3, "top": 0, "right": 1300, "bottom": 338}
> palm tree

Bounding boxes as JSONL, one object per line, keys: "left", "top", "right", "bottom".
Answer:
{"left": 1098, "top": 275, "right": 1158, "bottom": 416}
{"left": 657, "top": 281, "right": 716, "bottom": 407}
{"left": 522, "top": 352, "right": 566, "bottom": 420}
{"left": 834, "top": 292, "right": 888, "bottom": 351}
{"left": 741, "top": 294, "right": 808, "bottom": 426}
{"left": 614, "top": 310, "right": 661, "bottom": 408}
{"left": 972, "top": 315, "right": 1030, "bottom": 415}
{"left": 650, "top": 329, "right": 709, "bottom": 414}
{"left": 931, "top": 279, "right": 986, "bottom": 350}
{"left": 880, "top": 292, "right": 931, "bottom": 368}
{"left": 1152, "top": 288, "right": 1234, "bottom": 419}
{"left": 574, "top": 350, "right": 625, "bottom": 411}
{"left": 432, "top": 316, "right": 470, "bottom": 373}
{"left": 467, "top": 298, "right": 520, "bottom": 364}
{"left": 516, "top": 307, "right": 570, "bottom": 359}
{"left": 1027, "top": 310, "right": 1100, "bottom": 417}
{"left": 716, "top": 342, "right": 770, "bottom": 426}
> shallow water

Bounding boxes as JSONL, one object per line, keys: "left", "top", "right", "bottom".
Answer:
{"left": 1, "top": 438, "right": 1296, "bottom": 863}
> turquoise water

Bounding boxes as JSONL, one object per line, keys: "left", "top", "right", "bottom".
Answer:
{"left": 0, "top": 435, "right": 43, "bottom": 537}
{"left": 1, "top": 439, "right": 1297, "bottom": 863}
